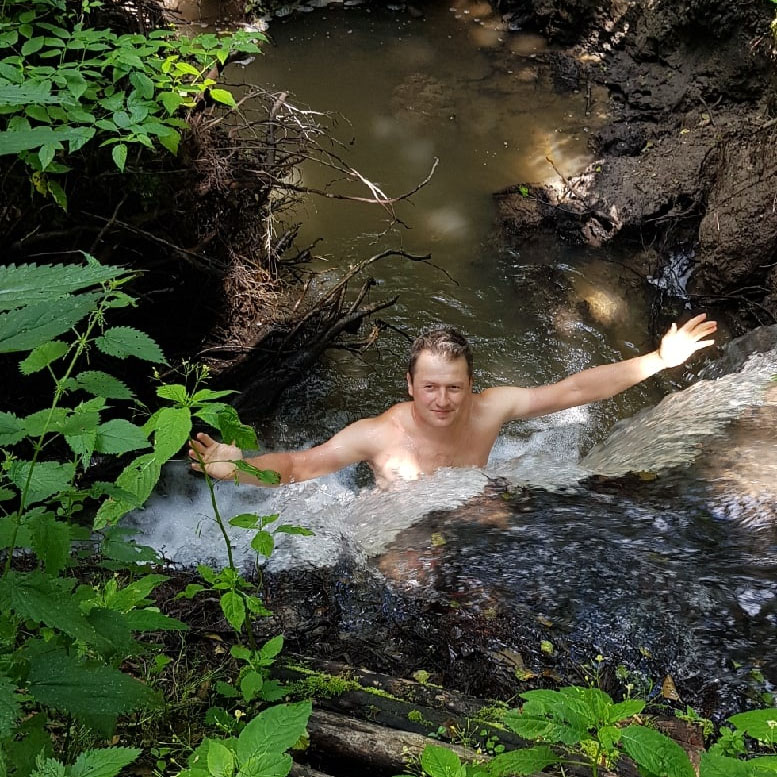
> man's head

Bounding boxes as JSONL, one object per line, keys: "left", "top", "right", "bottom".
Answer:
{"left": 407, "top": 326, "right": 473, "bottom": 379}
{"left": 406, "top": 327, "right": 474, "bottom": 427}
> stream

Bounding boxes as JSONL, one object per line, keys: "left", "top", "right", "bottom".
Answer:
{"left": 131, "top": 1, "right": 777, "bottom": 714}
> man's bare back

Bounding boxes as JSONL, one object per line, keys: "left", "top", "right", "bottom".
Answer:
{"left": 189, "top": 317, "right": 718, "bottom": 488}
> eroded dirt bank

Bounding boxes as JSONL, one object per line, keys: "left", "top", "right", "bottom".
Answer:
{"left": 495, "top": 0, "right": 777, "bottom": 332}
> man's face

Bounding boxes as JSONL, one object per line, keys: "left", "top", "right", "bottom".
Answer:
{"left": 406, "top": 350, "right": 473, "bottom": 427}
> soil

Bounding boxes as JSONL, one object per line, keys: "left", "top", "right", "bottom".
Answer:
{"left": 493, "top": 0, "right": 777, "bottom": 334}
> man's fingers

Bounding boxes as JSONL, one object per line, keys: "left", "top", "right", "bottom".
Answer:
{"left": 197, "top": 432, "right": 216, "bottom": 445}
{"left": 679, "top": 313, "right": 707, "bottom": 331}
{"left": 694, "top": 339, "right": 716, "bottom": 349}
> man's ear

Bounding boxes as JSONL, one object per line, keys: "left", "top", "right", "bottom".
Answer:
{"left": 406, "top": 372, "right": 414, "bottom": 397}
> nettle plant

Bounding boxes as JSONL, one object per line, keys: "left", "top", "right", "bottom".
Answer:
{"left": 0, "top": 257, "right": 312, "bottom": 777}
{"left": 404, "top": 688, "right": 777, "bottom": 777}
{"left": 0, "top": 0, "right": 263, "bottom": 207}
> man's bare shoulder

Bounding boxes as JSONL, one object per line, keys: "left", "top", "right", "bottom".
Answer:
{"left": 475, "top": 385, "right": 533, "bottom": 422}
{"left": 331, "top": 403, "right": 408, "bottom": 451}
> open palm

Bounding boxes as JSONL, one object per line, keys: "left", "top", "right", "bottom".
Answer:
{"left": 658, "top": 313, "right": 717, "bottom": 367}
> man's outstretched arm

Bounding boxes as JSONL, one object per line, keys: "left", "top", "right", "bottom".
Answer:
{"left": 188, "top": 417, "right": 381, "bottom": 486}
{"left": 489, "top": 313, "right": 717, "bottom": 421}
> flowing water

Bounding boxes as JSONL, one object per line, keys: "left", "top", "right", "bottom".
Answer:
{"left": 132, "top": 2, "right": 777, "bottom": 711}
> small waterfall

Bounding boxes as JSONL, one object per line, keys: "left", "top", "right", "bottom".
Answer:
{"left": 583, "top": 329, "right": 777, "bottom": 478}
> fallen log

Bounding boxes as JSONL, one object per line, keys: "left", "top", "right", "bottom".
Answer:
{"left": 306, "top": 708, "right": 492, "bottom": 775}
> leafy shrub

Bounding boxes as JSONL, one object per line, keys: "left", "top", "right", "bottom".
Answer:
{"left": 0, "top": 0, "right": 263, "bottom": 207}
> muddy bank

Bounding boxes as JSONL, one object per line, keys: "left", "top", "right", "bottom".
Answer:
{"left": 495, "top": 0, "right": 777, "bottom": 333}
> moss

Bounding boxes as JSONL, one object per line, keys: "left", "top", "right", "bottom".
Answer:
{"left": 407, "top": 709, "right": 434, "bottom": 728}
{"left": 285, "top": 666, "right": 401, "bottom": 702}
{"left": 474, "top": 702, "right": 510, "bottom": 723}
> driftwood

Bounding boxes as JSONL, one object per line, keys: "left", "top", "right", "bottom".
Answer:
{"left": 278, "top": 658, "right": 704, "bottom": 777}
{"left": 305, "top": 709, "right": 492, "bottom": 775}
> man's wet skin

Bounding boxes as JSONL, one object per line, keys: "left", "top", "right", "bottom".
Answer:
{"left": 189, "top": 315, "right": 718, "bottom": 488}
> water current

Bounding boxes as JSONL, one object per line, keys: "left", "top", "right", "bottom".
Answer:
{"left": 133, "top": 1, "right": 777, "bottom": 711}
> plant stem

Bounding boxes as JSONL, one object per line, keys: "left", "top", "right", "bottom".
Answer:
{"left": 198, "top": 454, "right": 257, "bottom": 651}
{"left": 3, "top": 290, "right": 111, "bottom": 576}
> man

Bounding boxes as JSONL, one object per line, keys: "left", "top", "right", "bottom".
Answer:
{"left": 189, "top": 314, "right": 717, "bottom": 488}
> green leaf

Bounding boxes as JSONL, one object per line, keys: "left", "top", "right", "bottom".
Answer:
{"left": 31, "top": 755, "right": 66, "bottom": 777}
{"left": 152, "top": 406, "right": 192, "bottom": 461}
{"left": 38, "top": 144, "right": 55, "bottom": 171}
{"left": 231, "top": 645, "right": 252, "bottom": 661}
{"left": 503, "top": 712, "right": 553, "bottom": 741}
{"left": 728, "top": 709, "right": 777, "bottom": 743}
{"left": 191, "top": 388, "right": 235, "bottom": 403}
{"left": 260, "top": 634, "right": 284, "bottom": 659}
{"left": 620, "top": 725, "right": 695, "bottom": 777}
{"left": 94, "top": 452, "right": 162, "bottom": 528}
{"left": 273, "top": 524, "right": 314, "bottom": 537}
{"left": 220, "top": 591, "right": 245, "bottom": 632}
{"left": 177, "top": 583, "right": 206, "bottom": 599}
{"left": 698, "top": 752, "right": 753, "bottom": 777}
{"left": 209, "top": 88, "right": 236, "bottom": 107}
{"left": 420, "top": 745, "right": 464, "bottom": 777}
{"left": 0, "top": 293, "right": 100, "bottom": 353}
{"left": 0, "top": 261, "right": 119, "bottom": 310}
{"left": 129, "top": 71, "right": 154, "bottom": 99}
{"left": 123, "top": 609, "right": 187, "bottom": 632}
{"left": 160, "top": 91, "right": 183, "bottom": 114}
{"left": 29, "top": 511, "right": 71, "bottom": 575}
{"left": 207, "top": 742, "right": 234, "bottom": 777}
{"left": 229, "top": 514, "right": 260, "bottom": 528}
{"left": 487, "top": 746, "right": 560, "bottom": 776}
{"left": 751, "top": 756, "right": 777, "bottom": 774}
{"left": 259, "top": 680, "right": 286, "bottom": 703}
{"left": 240, "top": 671, "right": 264, "bottom": 702}
{"left": 69, "top": 747, "right": 142, "bottom": 777}
{"left": 105, "top": 573, "right": 167, "bottom": 611}
{"left": 0, "top": 571, "right": 98, "bottom": 644}
{"left": 95, "top": 326, "right": 166, "bottom": 363}
{"left": 217, "top": 406, "right": 257, "bottom": 448}
{"left": 111, "top": 143, "right": 127, "bottom": 172}
{"left": 238, "top": 752, "right": 292, "bottom": 777}
{"left": 47, "top": 179, "right": 68, "bottom": 210}
{"left": 236, "top": 701, "right": 312, "bottom": 762}
{"left": 0, "top": 410, "right": 25, "bottom": 445}
{"left": 0, "top": 676, "right": 20, "bottom": 739}
{"left": 608, "top": 698, "right": 645, "bottom": 723}
{"left": 233, "top": 459, "right": 281, "bottom": 485}
{"left": 23, "top": 407, "right": 69, "bottom": 437}
{"left": 251, "top": 530, "right": 274, "bottom": 558}
{"left": 19, "top": 340, "right": 69, "bottom": 375}
{"left": 28, "top": 649, "right": 159, "bottom": 736}
{"left": 7, "top": 460, "right": 74, "bottom": 505}
{"left": 75, "top": 371, "right": 134, "bottom": 399}
{"left": 95, "top": 419, "right": 150, "bottom": 455}
{"left": 157, "top": 129, "right": 180, "bottom": 155}
{"left": 156, "top": 383, "right": 188, "bottom": 404}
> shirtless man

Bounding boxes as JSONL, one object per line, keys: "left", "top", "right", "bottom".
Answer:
{"left": 189, "top": 315, "right": 717, "bottom": 488}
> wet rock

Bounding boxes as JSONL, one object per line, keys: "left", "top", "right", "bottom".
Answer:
{"left": 697, "top": 121, "right": 777, "bottom": 299}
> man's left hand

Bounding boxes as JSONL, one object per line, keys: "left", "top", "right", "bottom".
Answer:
{"left": 658, "top": 313, "right": 718, "bottom": 368}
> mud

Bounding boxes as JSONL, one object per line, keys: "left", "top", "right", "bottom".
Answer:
{"left": 495, "top": 0, "right": 777, "bottom": 333}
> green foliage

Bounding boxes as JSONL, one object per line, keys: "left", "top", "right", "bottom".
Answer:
{"left": 728, "top": 709, "right": 777, "bottom": 746}
{"left": 182, "top": 702, "right": 311, "bottom": 777}
{"left": 0, "top": 0, "right": 265, "bottom": 207}
{"left": 30, "top": 748, "right": 141, "bottom": 777}
{"left": 0, "top": 257, "right": 186, "bottom": 768}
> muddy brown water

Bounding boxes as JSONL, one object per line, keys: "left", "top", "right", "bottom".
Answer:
{"left": 203, "top": 0, "right": 675, "bottom": 457}
{"left": 138, "top": 1, "right": 777, "bottom": 715}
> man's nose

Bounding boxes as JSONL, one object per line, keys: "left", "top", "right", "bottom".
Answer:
{"left": 436, "top": 389, "right": 451, "bottom": 405}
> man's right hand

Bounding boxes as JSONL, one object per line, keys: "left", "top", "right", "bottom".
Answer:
{"left": 188, "top": 432, "right": 243, "bottom": 480}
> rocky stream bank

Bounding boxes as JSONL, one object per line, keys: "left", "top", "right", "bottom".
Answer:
{"left": 494, "top": 0, "right": 777, "bottom": 333}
